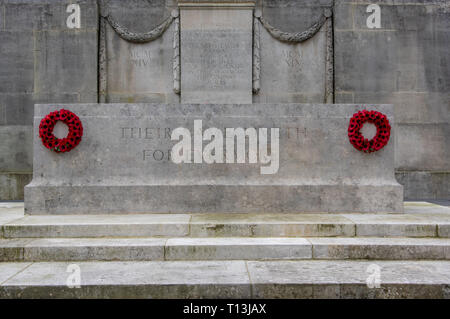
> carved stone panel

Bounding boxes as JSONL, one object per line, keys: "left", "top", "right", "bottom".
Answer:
{"left": 102, "top": 1, "right": 178, "bottom": 103}
{"left": 180, "top": 4, "right": 254, "bottom": 104}
{"left": 254, "top": 0, "right": 331, "bottom": 103}
{"left": 254, "top": 23, "right": 327, "bottom": 103}
{"left": 105, "top": 21, "right": 178, "bottom": 103}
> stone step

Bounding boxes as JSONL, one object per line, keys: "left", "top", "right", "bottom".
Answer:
{"left": 0, "top": 260, "right": 449, "bottom": 298}
{"left": 1, "top": 237, "right": 449, "bottom": 262}
{"left": 1, "top": 202, "right": 449, "bottom": 239}
{"left": 1, "top": 212, "right": 449, "bottom": 239}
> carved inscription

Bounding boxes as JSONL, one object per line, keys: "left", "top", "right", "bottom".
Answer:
{"left": 121, "top": 127, "right": 172, "bottom": 139}
{"left": 182, "top": 32, "right": 248, "bottom": 90}
{"left": 130, "top": 48, "right": 152, "bottom": 67}
{"left": 120, "top": 126, "right": 307, "bottom": 162}
{"left": 282, "top": 49, "right": 302, "bottom": 69}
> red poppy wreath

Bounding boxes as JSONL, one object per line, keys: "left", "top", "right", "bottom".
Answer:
{"left": 39, "top": 109, "right": 83, "bottom": 153}
{"left": 348, "top": 110, "right": 391, "bottom": 153}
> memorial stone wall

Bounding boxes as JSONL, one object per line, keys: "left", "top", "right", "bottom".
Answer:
{"left": 0, "top": 0, "right": 448, "bottom": 200}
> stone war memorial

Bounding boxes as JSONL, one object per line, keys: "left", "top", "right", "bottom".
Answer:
{"left": 0, "top": 0, "right": 449, "bottom": 299}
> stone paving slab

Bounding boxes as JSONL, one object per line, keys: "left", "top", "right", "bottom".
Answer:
{"left": 0, "top": 202, "right": 25, "bottom": 209}
{"left": 0, "top": 206, "right": 25, "bottom": 227}
{"left": 404, "top": 202, "right": 450, "bottom": 215}
{"left": 247, "top": 260, "right": 450, "bottom": 298}
{"left": 0, "top": 260, "right": 449, "bottom": 298}
{"left": 0, "top": 263, "right": 32, "bottom": 285}
{"left": 0, "top": 261, "right": 251, "bottom": 298}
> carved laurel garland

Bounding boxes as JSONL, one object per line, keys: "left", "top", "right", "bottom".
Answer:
{"left": 98, "top": 2, "right": 179, "bottom": 102}
{"left": 257, "top": 13, "right": 327, "bottom": 43}
{"left": 325, "top": 15, "right": 334, "bottom": 103}
{"left": 99, "top": 16, "right": 108, "bottom": 103}
{"left": 172, "top": 11, "right": 181, "bottom": 94}
{"left": 106, "top": 14, "right": 174, "bottom": 43}
{"left": 253, "top": 8, "right": 334, "bottom": 102}
{"left": 252, "top": 13, "right": 261, "bottom": 94}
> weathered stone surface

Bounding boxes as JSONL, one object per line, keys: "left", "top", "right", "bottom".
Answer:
{"left": 23, "top": 238, "right": 166, "bottom": 262}
{"left": 106, "top": 0, "right": 175, "bottom": 34}
{"left": 190, "top": 213, "right": 356, "bottom": 237}
{"left": 0, "top": 260, "right": 251, "bottom": 298}
{"left": 254, "top": 21, "right": 327, "bottom": 103}
{"left": 2, "top": 235, "right": 450, "bottom": 262}
{"left": 438, "top": 225, "right": 450, "bottom": 238}
{"left": 1, "top": 260, "right": 449, "bottom": 298}
{"left": 105, "top": 19, "right": 178, "bottom": 103}
{"left": 310, "top": 237, "right": 450, "bottom": 260}
{"left": 404, "top": 201, "right": 450, "bottom": 214}
{"left": 255, "top": 0, "right": 330, "bottom": 103}
{"left": 166, "top": 237, "right": 312, "bottom": 260}
{"left": 1, "top": 94, "right": 34, "bottom": 125}
{"left": 396, "top": 123, "right": 450, "bottom": 171}
{"left": 180, "top": 3, "right": 253, "bottom": 103}
{"left": 261, "top": 0, "right": 333, "bottom": 33}
{"left": 0, "top": 31, "right": 34, "bottom": 94}
{"left": 247, "top": 260, "right": 450, "bottom": 298}
{"left": 3, "top": 0, "right": 97, "bottom": 31}
{"left": 25, "top": 103, "right": 402, "bottom": 214}
{"left": 397, "top": 171, "right": 450, "bottom": 200}
{"left": 0, "top": 202, "right": 25, "bottom": 210}
{"left": 2, "top": 214, "right": 191, "bottom": 238}
{"left": 34, "top": 29, "right": 98, "bottom": 97}
{"left": 0, "top": 203, "right": 25, "bottom": 226}
{"left": 0, "top": 239, "right": 32, "bottom": 261}
{"left": 5, "top": 201, "right": 450, "bottom": 239}
{"left": 0, "top": 262, "right": 32, "bottom": 284}
{"left": 343, "top": 213, "right": 438, "bottom": 237}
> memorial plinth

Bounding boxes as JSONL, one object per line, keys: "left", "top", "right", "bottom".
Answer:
{"left": 25, "top": 103, "right": 403, "bottom": 214}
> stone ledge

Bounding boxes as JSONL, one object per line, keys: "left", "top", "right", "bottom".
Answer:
{"left": 0, "top": 260, "right": 449, "bottom": 298}
{"left": 25, "top": 184, "right": 404, "bottom": 214}
{"left": 2, "top": 201, "right": 450, "bottom": 238}
{"left": 1, "top": 237, "right": 450, "bottom": 262}
{"left": 178, "top": 0, "right": 256, "bottom": 8}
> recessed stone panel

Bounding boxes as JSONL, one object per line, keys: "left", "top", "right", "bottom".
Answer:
{"left": 180, "top": 5, "right": 253, "bottom": 104}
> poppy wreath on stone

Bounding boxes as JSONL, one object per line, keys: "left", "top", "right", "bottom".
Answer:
{"left": 348, "top": 110, "right": 391, "bottom": 153}
{"left": 39, "top": 109, "right": 83, "bottom": 153}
